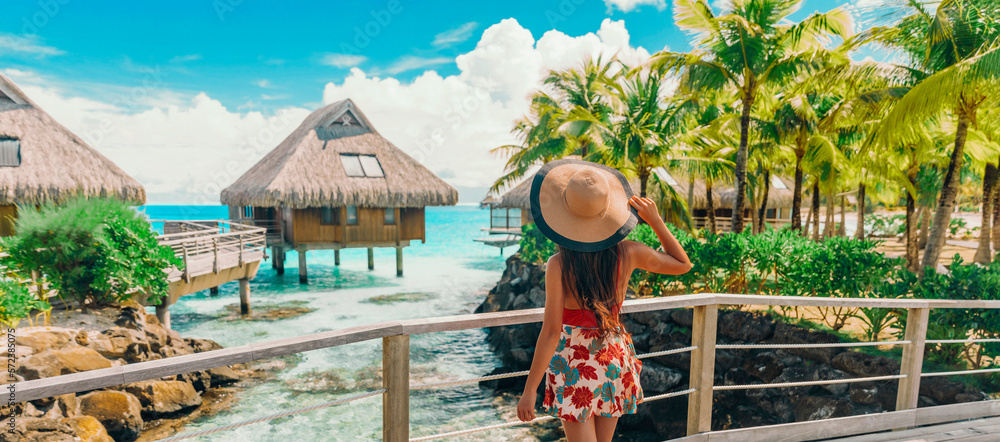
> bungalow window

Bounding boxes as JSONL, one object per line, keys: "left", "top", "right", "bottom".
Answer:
{"left": 321, "top": 207, "right": 339, "bottom": 225}
{"left": 0, "top": 138, "right": 20, "bottom": 167}
{"left": 346, "top": 205, "right": 358, "bottom": 225}
{"left": 384, "top": 208, "right": 395, "bottom": 225}
{"left": 242, "top": 206, "right": 253, "bottom": 218}
{"left": 341, "top": 154, "right": 384, "bottom": 177}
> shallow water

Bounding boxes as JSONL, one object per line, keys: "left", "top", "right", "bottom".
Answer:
{"left": 139, "top": 205, "right": 530, "bottom": 441}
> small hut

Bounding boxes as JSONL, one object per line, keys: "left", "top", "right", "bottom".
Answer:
{"left": 656, "top": 168, "right": 794, "bottom": 232}
{"left": 0, "top": 73, "right": 145, "bottom": 235}
{"left": 221, "top": 99, "right": 458, "bottom": 283}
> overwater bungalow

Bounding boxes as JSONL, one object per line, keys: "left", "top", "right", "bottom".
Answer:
{"left": 221, "top": 99, "right": 458, "bottom": 283}
{"left": 0, "top": 73, "right": 145, "bottom": 235}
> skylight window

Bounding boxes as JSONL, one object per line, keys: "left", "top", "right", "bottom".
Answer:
{"left": 341, "top": 154, "right": 384, "bottom": 177}
{"left": 0, "top": 138, "right": 20, "bottom": 167}
{"left": 771, "top": 175, "right": 788, "bottom": 190}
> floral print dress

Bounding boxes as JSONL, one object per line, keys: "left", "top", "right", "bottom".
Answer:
{"left": 542, "top": 322, "right": 643, "bottom": 422}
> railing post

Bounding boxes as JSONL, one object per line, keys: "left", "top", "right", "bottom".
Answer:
{"left": 212, "top": 238, "right": 219, "bottom": 274}
{"left": 238, "top": 233, "right": 245, "bottom": 266}
{"left": 896, "top": 307, "right": 929, "bottom": 412}
{"left": 182, "top": 245, "right": 190, "bottom": 283}
{"left": 383, "top": 334, "right": 410, "bottom": 442}
{"left": 687, "top": 304, "right": 718, "bottom": 436}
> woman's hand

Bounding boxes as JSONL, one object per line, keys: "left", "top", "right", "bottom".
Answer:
{"left": 516, "top": 392, "right": 537, "bottom": 422}
{"left": 629, "top": 196, "right": 662, "bottom": 225}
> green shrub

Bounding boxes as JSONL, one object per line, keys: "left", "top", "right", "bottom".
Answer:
{"left": 519, "top": 223, "right": 557, "bottom": 264}
{"left": 1, "top": 197, "right": 181, "bottom": 309}
{"left": 0, "top": 278, "right": 48, "bottom": 328}
{"left": 864, "top": 213, "right": 905, "bottom": 237}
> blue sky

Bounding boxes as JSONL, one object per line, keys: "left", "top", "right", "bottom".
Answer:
{"left": 1, "top": 0, "right": 861, "bottom": 203}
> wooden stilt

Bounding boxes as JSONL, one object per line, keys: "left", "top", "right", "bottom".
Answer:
{"left": 368, "top": 247, "right": 374, "bottom": 271}
{"left": 209, "top": 287, "right": 219, "bottom": 296}
{"left": 299, "top": 248, "right": 308, "bottom": 284}
{"left": 155, "top": 302, "right": 171, "bottom": 330}
{"left": 383, "top": 335, "right": 410, "bottom": 442}
{"left": 239, "top": 278, "right": 251, "bottom": 316}
{"left": 273, "top": 246, "right": 285, "bottom": 275}
{"left": 395, "top": 247, "right": 403, "bottom": 277}
{"left": 335, "top": 249, "right": 341, "bottom": 266}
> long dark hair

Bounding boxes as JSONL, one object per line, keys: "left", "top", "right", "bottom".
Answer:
{"left": 558, "top": 242, "right": 626, "bottom": 338}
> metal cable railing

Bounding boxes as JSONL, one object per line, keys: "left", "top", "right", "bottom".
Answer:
{"left": 714, "top": 374, "right": 907, "bottom": 391}
{"left": 716, "top": 340, "right": 910, "bottom": 349}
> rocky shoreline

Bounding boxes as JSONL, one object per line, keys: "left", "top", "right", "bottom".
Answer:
{"left": 3, "top": 306, "right": 261, "bottom": 442}
{"left": 476, "top": 254, "right": 987, "bottom": 440}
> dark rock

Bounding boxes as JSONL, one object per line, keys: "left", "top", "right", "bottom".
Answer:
{"left": 670, "top": 309, "right": 693, "bottom": 328}
{"left": 793, "top": 396, "right": 853, "bottom": 421}
{"left": 178, "top": 370, "right": 213, "bottom": 391}
{"left": 650, "top": 342, "right": 691, "bottom": 370}
{"left": 771, "top": 322, "right": 843, "bottom": 364}
{"left": 714, "top": 350, "right": 739, "bottom": 372}
{"left": 646, "top": 322, "right": 673, "bottom": 349}
{"left": 639, "top": 362, "right": 683, "bottom": 394}
{"left": 730, "top": 405, "right": 779, "bottom": 429}
{"left": 955, "top": 392, "right": 987, "bottom": 403}
{"left": 631, "top": 333, "right": 651, "bottom": 352}
{"left": 810, "top": 365, "right": 850, "bottom": 396}
{"left": 919, "top": 376, "right": 966, "bottom": 404}
{"left": 849, "top": 382, "right": 879, "bottom": 405}
{"left": 723, "top": 367, "right": 756, "bottom": 386}
{"left": 774, "top": 349, "right": 803, "bottom": 368}
{"left": 478, "top": 367, "right": 526, "bottom": 391}
{"left": 114, "top": 307, "right": 147, "bottom": 330}
{"left": 719, "top": 311, "right": 775, "bottom": 342}
{"left": 831, "top": 352, "right": 900, "bottom": 377}
{"left": 743, "top": 352, "right": 784, "bottom": 383}
{"left": 123, "top": 341, "right": 153, "bottom": 363}
{"left": 511, "top": 294, "right": 532, "bottom": 310}
{"left": 527, "top": 287, "right": 545, "bottom": 306}
{"left": 746, "top": 388, "right": 794, "bottom": 423}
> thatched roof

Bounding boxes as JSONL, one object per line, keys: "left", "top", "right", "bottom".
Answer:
{"left": 493, "top": 166, "right": 793, "bottom": 210}
{"left": 221, "top": 99, "right": 457, "bottom": 208}
{"left": 659, "top": 168, "right": 794, "bottom": 210}
{"left": 0, "top": 73, "right": 145, "bottom": 205}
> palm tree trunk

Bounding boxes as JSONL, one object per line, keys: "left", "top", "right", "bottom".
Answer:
{"left": 687, "top": 176, "right": 695, "bottom": 218}
{"left": 791, "top": 150, "right": 805, "bottom": 231}
{"left": 639, "top": 170, "right": 649, "bottom": 198}
{"left": 918, "top": 206, "right": 930, "bottom": 249}
{"left": 812, "top": 182, "right": 821, "bottom": 241}
{"left": 922, "top": 106, "right": 971, "bottom": 270}
{"left": 758, "top": 170, "right": 771, "bottom": 234}
{"left": 855, "top": 183, "right": 866, "bottom": 240}
{"left": 824, "top": 188, "right": 835, "bottom": 238}
{"left": 805, "top": 197, "right": 814, "bottom": 237}
{"left": 706, "top": 180, "right": 717, "bottom": 234}
{"left": 906, "top": 187, "right": 919, "bottom": 273}
{"left": 838, "top": 194, "right": 847, "bottom": 237}
{"left": 994, "top": 186, "right": 1000, "bottom": 251}
{"left": 732, "top": 95, "right": 753, "bottom": 233}
{"left": 974, "top": 163, "right": 998, "bottom": 264}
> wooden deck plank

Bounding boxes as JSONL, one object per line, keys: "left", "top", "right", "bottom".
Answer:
{"left": 829, "top": 416, "right": 1000, "bottom": 441}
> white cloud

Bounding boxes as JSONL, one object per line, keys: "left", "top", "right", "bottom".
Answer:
{"left": 378, "top": 56, "right": 454, "bottom": 75}
{"left": 7, "top": 18, "right": 651, "bottom": 203}
{"left": 320, "top": 53, "right": 367, "bottom": 68}
{"left": 255, "top": 79, "right": 272, "bottom": 88}
{"left": 324, "top": 18, "right": 651, "bottom": 190}
{"left": 603, "top": 0, "right": 667, "bottom": 13}
{"left": 432, "top": 22, "right": 478, "bottom": 47}
{"left": 0, "top": 33, "right": 64, "bottom": 56}
{"left": 170, "top": 54, "right": 202, "bottom": 63}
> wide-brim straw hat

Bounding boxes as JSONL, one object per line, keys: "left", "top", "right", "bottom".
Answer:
{"left": 530, "top": 159, "right": 638, "bottom": 252}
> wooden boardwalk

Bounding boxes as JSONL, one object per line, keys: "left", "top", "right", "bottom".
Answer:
{"left": 831, "top": 416, "right": 1000, "bottom": 441}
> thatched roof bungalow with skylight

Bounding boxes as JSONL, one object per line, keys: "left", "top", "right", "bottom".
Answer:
{"left": 0, "top": 73, "right": 145, "bottom": 236}
{"left": 221, "top": 99, "right": 457, "bottom": 283}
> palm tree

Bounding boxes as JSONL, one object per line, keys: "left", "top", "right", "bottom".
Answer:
{"left": 868, "top": 0, "right": 1000, "bottom": 270}
{"left": 489, "top": 57, "right": 617, "bottom": 193}
{"left": 646, "top": 0, "right": 853, "bottom": 232}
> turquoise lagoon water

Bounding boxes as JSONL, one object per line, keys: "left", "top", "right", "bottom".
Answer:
{"left": 137, "top": 205, "right": 527, "bottom": 441}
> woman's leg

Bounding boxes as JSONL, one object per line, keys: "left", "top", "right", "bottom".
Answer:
{"left": 562, "top": 418, "right": 597, "bottom": 442}
{"left": 593, "top": 416, "right": 619, "bottom": 442}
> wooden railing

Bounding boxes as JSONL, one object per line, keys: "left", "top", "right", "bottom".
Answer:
{"left": 10, "top": 294, "right": 1000, "bottom": 441}
{"left": 149, "top": 219, "right": 267, "bottom": 283}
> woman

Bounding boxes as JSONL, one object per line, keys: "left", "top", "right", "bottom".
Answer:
{"left": 516, "top": 159, "right": 692, "bottom": 442}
